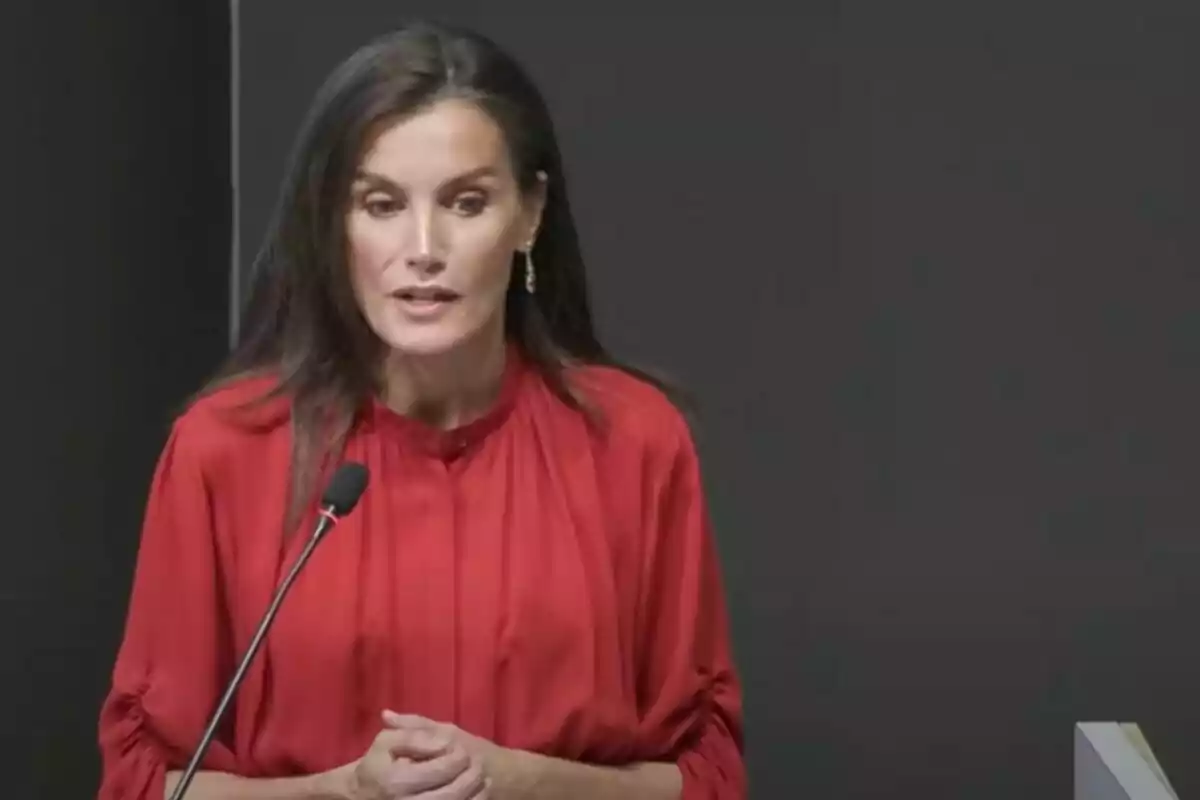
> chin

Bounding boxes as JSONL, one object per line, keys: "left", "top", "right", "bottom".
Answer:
{"left": 380, "top": 332, "right": 467, "bottom": 357}
{"left": 372, "top": 323, "right": 482, "bottom": 359}
{"left": 362, "top": 302, "right": 504, "bottom": 361}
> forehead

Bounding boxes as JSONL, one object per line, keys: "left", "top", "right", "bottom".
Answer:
{"left": 357, "top": 98, "right": 512, "bottom": 183}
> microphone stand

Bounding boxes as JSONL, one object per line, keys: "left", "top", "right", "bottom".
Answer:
{"left": 167, "top": 507, "right": 340, "bottom": 799}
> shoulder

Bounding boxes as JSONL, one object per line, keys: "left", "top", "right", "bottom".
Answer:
{"left": 564, "top": 363, "right": 696, "bottom": 465}
{"left": 165, "top": 374, "right": 291, "bottom": 474}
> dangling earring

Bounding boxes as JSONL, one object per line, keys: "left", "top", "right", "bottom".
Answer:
{"left": 523, "top": 247, "right": 536, "bottom": 294}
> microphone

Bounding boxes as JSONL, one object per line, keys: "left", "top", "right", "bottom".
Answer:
{"left": 167, "top": 462, "right": 370, "bottom": 800}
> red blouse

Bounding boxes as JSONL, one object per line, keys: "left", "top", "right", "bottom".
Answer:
{"left": 96, "top": 350, "right": 745, "bottom": 799}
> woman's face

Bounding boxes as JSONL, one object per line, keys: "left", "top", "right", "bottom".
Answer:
{"left": 346, "top": 98, "right": 544, "bottom": 359}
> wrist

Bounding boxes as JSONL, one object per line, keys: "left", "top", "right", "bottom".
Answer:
{"left": 487, "top": 746, "right": 535, "bottom": 799}
{"left": 311, "top": 763, "right": 356, "bottom": 800}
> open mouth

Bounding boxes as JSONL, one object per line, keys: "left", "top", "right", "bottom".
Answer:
{"left": 394, "top": 288, "right": 461, "bottom": 304}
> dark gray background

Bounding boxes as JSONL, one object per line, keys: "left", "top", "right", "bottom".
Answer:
{"left": 3, "top": 1, "right": 1198, "bottom": 797}
{"left": 2, "top": 1, "right": 231, "bottom": 796}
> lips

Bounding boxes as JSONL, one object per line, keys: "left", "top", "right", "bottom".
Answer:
{"left": 393, "top": 286, "right": 461, "bottom": 302}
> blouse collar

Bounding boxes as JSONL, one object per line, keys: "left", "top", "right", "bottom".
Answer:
{"left": 364, "top": 342, "right": 527, "bottom": 459}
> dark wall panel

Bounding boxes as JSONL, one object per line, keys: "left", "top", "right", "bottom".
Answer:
{"left": 0, "top": 2, "right": 231, "bottom": 795}
{"left": 834, "top": 5, "right": 1199, "bottom": 797}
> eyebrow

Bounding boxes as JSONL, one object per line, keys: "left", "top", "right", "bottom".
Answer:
{"left": 352, "top": 165, "right": 501, "bottom": 190}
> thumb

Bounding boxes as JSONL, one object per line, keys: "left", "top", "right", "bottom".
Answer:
{"left": 378, "top": 727, "right": 452, "bottom": 760}
{"left": 381, "top": 709, "right": 437, "bottom": 729}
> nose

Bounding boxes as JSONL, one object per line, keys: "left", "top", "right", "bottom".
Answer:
{"left": 404, "top": 206, "right": 446, "bottom": 275}
{"left": 405, "top": 251, "right": 445, "bottom": 275}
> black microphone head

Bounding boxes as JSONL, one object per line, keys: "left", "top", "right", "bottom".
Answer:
{"left": 321, "top": 462, "right": 369, "bottom": 516}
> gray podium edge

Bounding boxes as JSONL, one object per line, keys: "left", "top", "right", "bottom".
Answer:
{"left": 1076, "top": 723, "right": 1178, "bottom": 800}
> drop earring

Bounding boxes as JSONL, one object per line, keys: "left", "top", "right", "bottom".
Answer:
{"left": 523, "top": 247, "right": 536, "bottom": 294}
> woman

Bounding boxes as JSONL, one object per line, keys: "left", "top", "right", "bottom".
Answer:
{"left": 97, "top": 20, "right": 744, "bottom": 800}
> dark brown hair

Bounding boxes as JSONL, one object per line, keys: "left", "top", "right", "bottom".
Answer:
{"left": 200, "top": 21, "right": 678, "bottom": 532}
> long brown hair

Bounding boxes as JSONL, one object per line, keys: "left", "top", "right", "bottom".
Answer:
{"left": 200, "top": 21, "right": 678, "bottom": 532}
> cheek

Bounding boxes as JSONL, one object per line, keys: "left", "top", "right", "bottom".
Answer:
{"left": 456, "top": 228, "right": 518, "bottom": 292}
{"left": 347, "top": 226, "right": 405, "bottom": 316}
{"left": 347, "top": 225, "right": 395, "bottom": 281}
{"left": 460, "top": 252, "right": 515, "bottom": 315}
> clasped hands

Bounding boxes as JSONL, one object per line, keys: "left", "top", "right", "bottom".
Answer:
{"left": 337, "top": 709, "right": 508, "bottom": 799}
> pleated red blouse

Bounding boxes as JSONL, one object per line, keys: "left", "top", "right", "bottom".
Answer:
{"left": 96, "top": 350, "right": 745, "bottom": 799}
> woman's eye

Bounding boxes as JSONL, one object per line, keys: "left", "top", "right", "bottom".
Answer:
{"left": 453, "top": 193, "right": 488, "bottom": 215}
{"left": 363, "top": 196, "right": 401, "bottom": 217}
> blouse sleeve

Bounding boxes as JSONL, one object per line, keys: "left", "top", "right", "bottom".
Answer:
{"left": 96, "top": 419, "right": 237, "bottom": 800}
{"left": 636, "top": 418, "right": 747, "bottom": 800}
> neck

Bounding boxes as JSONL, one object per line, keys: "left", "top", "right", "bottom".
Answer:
{"left": 380, "top": 333, "right": 508, "bottom": 430}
